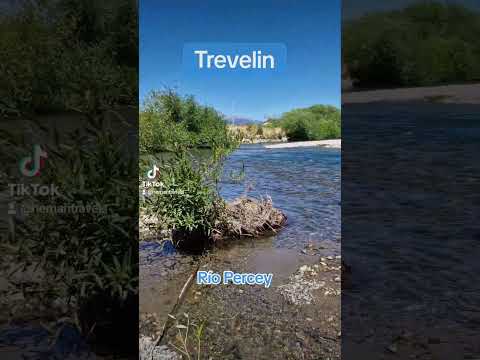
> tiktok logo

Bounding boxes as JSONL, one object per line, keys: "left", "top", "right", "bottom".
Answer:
{"left": 147, "top": 164, "right": 160, "bottom": 179}
{"left": 19, "top": 144, "right": 48, "bottom": 177}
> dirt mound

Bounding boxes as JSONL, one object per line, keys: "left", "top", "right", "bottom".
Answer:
{"left": 214, "top": 196, "right": 287, "bottom": 241}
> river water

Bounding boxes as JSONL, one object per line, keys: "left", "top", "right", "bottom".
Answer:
{"left": 139, "top": 143, "right": 341, "bottom": 319}
{"left": 220, "top": 144, "right": 341, "bottom": 252}
{"left": 342, "top": 103, "right": 480, "bottom": 358}
{"left": 140, "top": 144, "right": 341, "bottom": 264}
{"left": 139, "top": 143, "right": 342, "bottom": 358}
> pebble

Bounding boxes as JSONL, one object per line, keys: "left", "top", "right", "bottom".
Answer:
{"left": 386, "top": 343, "right": 398, "bottom": 353}
{"left": 299, "top": 265, "right": 309, "bottom": 273}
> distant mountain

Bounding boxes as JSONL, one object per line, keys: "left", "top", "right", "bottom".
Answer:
{"left": 225, "top": 117, "right": 261, "bottom": 126}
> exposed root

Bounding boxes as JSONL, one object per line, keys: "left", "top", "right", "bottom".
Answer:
{"left": 213, "top": 196, "right": 287, "bottom": 241}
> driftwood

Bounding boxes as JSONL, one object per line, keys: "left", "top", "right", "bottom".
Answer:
{"left": 213, "top": 196, "right": 287, "bottom": 241}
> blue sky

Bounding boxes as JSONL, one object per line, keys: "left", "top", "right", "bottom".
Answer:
{"left": 140, "top": 0, "right": 340, "bottom": 121}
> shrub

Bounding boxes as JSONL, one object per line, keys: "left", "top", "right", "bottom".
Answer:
{"left": 0, "top": 0, "right": 137, "bottom": 117}
{"left": 343, "top": 2, "right": 480, "bottom": 87}
{"left": 140, "top": 91, "right": 237, "bottom": 153}
{"left": 267, "top": 105, "right": 340, "bottom": 141}
{"left": 140, "top": 91, "right": 237, "bottom": 249}
{"left": 142, "top": 144, "right": 232, "bottom": 251}
{"left": 145, "top": 154, "right": 218, "bottom": 248}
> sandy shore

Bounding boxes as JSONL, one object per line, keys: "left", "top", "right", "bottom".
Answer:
{"left": 343, "top": 83, "right": 480, "bottom": 104}
{"left": 264, "top": 139, "right": 341, "bottom": 149}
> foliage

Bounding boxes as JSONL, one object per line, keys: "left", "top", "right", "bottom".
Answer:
{"left": 343, "top": 1, "right": 480, "bottom": 87}
{"left": 142, "top": 141, "right": 234, "bottom": 246}
{"left": 144, "top": 152, "right": 219, "bottom": 238}
{"left": 266, "top": 105, "right": 341, "bottom": 141}
{"left": 1, "top": 118, "right": 138, "bottom": 318}
{"left": 140, "top": 91, "right": 238, "bottom": 247}
{"left": 140, "top": 90, "right": 237, "bottom": 153}
{"left": 0, "top": 0, "right": 137, "bottom": 117}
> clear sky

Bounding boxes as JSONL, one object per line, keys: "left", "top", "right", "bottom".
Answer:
{"left": 140, "top": 0, "right": 340, "bottom": 121}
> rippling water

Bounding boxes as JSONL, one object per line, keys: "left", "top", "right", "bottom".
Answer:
{"left": 220, "top": 144, "right": 341, "bottom": 252}
{"left": 342, "top": 103, "right": 480, "bottom": 355}
{"left": 140, "top": 144, "right": 341, "bottom": 264}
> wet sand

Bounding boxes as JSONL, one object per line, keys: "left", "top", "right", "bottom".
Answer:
{"left": 140, "top": 243, "right": 341, "bottom": 359}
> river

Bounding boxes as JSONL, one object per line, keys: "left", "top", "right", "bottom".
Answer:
{"left": 139, "top": 144, "right": 342, "bottom": 359}
{"left": 140, "top": 144, "right": 341, "bottom": 263}
{"left": 220, "top": 144, "right": 340, "bottom": 251}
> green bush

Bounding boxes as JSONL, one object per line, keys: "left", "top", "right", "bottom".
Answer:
{"left": 267, "top": 105, "right": 340, "bottom": 141}
{"left": 0, "top": 0, "right": 137, "bottom": 117}
{"left": 141, "top": 142, "right": 232, "bottom": 250}
{"left": 343, "top": 2, "right": 480, "bottom": 87}
{"left": 145, "top": 154, "right": 218, "bottom": 236}
{"left": 140, "top": 91, "right": 237, "bottom": 248}
{"left": 140, "top": 90, "right": 237, "bottom": 153}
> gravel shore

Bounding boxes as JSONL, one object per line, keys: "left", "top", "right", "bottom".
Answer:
{"left": 264, "top": 139, "right": 341, "bottom": 149}
{"left": 140, "top": 245, "right": 341, "bottom": 359}
{"left": 343, "top": 83, "right": 480, "bottom": 104}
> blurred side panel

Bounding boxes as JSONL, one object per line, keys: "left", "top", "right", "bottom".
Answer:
{"left": 0, "top": 1, "right": 139, "bottom": 358}
{"left": 342, "top": 1, "right": 480, "bottom": 359}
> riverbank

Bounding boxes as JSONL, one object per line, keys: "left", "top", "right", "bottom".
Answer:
{"left": 140, "top": 243, "right": 341, "bottom": 359}
{"left": 343, "top": 83, "right": 480, "bottom": 104}
{"left": 139, "top": 144, "right": 340, "bottom": 359}
{"left": 264, "top": 139, "right": 341, "bottom": 149}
